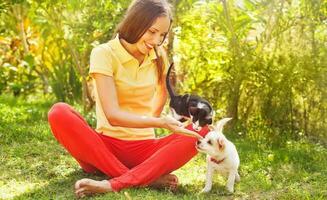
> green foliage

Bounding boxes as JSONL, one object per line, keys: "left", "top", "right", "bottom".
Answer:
{"left": 174, "top": 0, "right": 326, "bottom": 142}
{"left": 1, "top": 1, "right": 326, "bottom": 199}
{"left": 1, "top": 96, "right": 326, "bottom": 199}
{"left": 0, "top": 0, "right": 130, "bottom": 102}
{"left": 0, "top": 95, "right": 52, "bottom": 144}
{"left": 0, "top": 0, "right": 326, "bottom": 148}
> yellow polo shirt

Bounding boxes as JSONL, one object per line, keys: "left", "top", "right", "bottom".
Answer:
{"left": 89, "top": 35, "right": 168, "bottom": 140}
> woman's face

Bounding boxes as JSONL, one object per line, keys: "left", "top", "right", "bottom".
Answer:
{"left": 135, "top": 15, "right": 170, "bottom": 55}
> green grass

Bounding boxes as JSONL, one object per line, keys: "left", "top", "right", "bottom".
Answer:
{"left": 1, "top": 95, "right": 326, "bottom": 199}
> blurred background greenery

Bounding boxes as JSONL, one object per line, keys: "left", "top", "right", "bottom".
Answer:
{"left": 0, "top": 0, "right": 326, "bottom": 144}
{"left": 1, "top": 1, "right": 327, "bottom": 199}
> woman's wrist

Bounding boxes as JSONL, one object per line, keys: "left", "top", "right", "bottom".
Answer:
{"left": 152, "top": 117, "right": 165, "bottom": 128}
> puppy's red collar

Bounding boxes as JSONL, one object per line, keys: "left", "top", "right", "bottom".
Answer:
{"left": 210, "top": 157, "right": 225, "bottom": 165}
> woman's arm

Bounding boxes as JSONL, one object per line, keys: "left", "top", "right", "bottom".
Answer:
{"left": 151, "top": 74, "right": 168, "bottom": 117}
{"left": 93, "top": 73, "right": 163, "bottom": 128}
{"left": 93, "top": 73, "right": 202, "bottom": 138}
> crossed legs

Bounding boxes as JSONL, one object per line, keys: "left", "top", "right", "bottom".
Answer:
{"left": 48, "top": 102, "right": 209, "bottom": 196}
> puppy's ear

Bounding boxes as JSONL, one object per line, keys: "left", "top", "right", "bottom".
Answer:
{"left": 217, "top": 138, "right": 225, "bottom": 151}
{"left": 208, "top": 125, "right": 215, "bottom": 131}
{"left": 215, "top": 117, "right": 232, "bottom": 133}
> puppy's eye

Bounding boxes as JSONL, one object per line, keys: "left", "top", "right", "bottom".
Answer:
{"left": 207, "top": 140, "right": 212, "bottom": 145}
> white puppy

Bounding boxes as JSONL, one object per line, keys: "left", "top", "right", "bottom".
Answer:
{"left": 196, "top": 118, "right": 240, "bottom": 193}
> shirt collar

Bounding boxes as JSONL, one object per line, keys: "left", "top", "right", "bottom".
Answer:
{"left": 110, "top": 34, "right": 157, "bottom": 64}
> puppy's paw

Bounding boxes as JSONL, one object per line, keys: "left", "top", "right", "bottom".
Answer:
{"left": 235, "top": 173, "right": 241, "bottom": 183}
{"left": 235, "top": 177, "right": 241, "bottom": 183}
{"left": 226, "top": 185, "right": 234, "bottom": 193}
{"left": 200, "top": 187, "right": 211, "bottom": 193}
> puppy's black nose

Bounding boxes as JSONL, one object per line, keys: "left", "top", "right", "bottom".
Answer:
{"left": 196, "top": 140, "right": 201, "bottom": 145}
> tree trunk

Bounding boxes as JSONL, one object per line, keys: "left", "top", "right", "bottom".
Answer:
{"left": 226, "top": 80, "right": 241, "bottom": 126}
{"left": 13, "top": 4, "right": 29, "bottom": 55}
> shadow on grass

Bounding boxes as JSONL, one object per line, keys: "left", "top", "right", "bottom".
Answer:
{"left": 11, "top": 169, "right": 238, "bottom": 200}
{"left": 11, "top": 170, "right": 127, "bottom": 200}
{"left": 12, "top": 170, "right": 83, "bottom": 200}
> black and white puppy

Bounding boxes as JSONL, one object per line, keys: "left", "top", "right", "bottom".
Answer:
{"left": 166, "top": 62, "right": 213, "bottom": 130}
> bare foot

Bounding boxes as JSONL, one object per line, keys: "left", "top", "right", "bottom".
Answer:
{"left": 150, "top": 174, "right": 179, "bottom": 191}
{"left": 74, "top": 178, "right": 113, "bottom": 198}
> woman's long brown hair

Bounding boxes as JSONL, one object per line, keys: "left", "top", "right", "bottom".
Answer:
{"left": 114, "top": 0, "right": 172, "bottom": 84}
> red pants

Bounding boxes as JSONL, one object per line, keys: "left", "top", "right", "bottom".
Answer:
{"left": 48, "top": 102, "right": 209, "bottom": 191}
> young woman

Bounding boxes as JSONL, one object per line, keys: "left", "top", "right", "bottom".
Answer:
{"left": 48, "top": 0, "right": 209, "bottom": 197}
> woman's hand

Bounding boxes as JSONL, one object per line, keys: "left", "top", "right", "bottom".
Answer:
{"left": 160, "top": 116, "right": 203, "bottom": 139}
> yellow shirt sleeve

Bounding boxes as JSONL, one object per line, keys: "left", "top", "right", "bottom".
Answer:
{"left": 88, "top": 37, "right": 157, "bottom": 140}
{"left": 89, "top": 45, "right": 113, "bottom": 77}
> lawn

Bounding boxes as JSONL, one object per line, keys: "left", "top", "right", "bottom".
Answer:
{"left": 1, "top": 95, "right": 326, "bottom": 199}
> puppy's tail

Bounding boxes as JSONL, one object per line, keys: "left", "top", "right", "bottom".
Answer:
{"left": 215, "top": 118, "right": 232, "bottom": 133}
{"left": 166, "top": 62, "right": 176, "bottom": 98}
